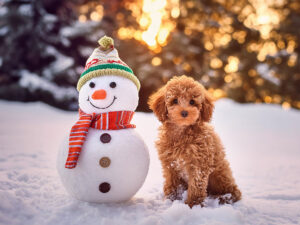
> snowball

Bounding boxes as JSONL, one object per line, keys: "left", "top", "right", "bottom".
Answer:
{"left": 57, "top": 128, "right": 150, "bottom": 203}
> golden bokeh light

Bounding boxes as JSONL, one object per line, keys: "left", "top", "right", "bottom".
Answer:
{"left": 141, "top": 0, "right": 167, "bottom": 47}
{"left": 277, "top": 40, "right": 285, "bottom": 49}
{"left": 233, "top": 78, "right": 242, "bottom": 88}
{"left": 78, "top": 4, "right": 103, "bottom": 22}
{"left": 118, "top": 0, "right": 178, "bottom": 51}
{"left": 208, "top": 88, "right": 226, "bottom": 99}
{"left": 90, "top": 11, "right": 102, "bottom": 21}
{"left": 139, "top": 16, "right": 150, "bottom": 29}
{"left": 204, "top": 41, "right": 214, "bottom": 51}
{"left": 151, "top": 57, "right": 162, "bottom": 66}
{"left": 282, "top": 101, "right": 291, "bottom": 110}
{"left": 233, "top": 31, "right": 247, "bottom": 44}
{"left": 273, "top": 95, "right": 282, "bottom": 103}
{"left": 210, "top": 58, "right": 223, "bottom": 69}
{"left": 184, "top": 28, "right": 192, "bottom": 36}
{"left": 248, "top": 69, "right": 257, "bottom": 77}
{"left": 264, "top": 95, "right": 272, "bottom": 104}
{"left": 171, "top": 7, "right": 180, "bottom": 18}
{"left": 224, "top": 75, "right": 233, "bottom": 83}
{"left": 118, "top": 27, "right": 135, "bottom": 40}
{"left": 287, "top": 54, "right": 297, "bottom": 67}
{"left": 183, "top": 62, "right": 192, "bottom": 72}
{"left": 173, "top": 57, "right": 182, "bottom": 65}
{"left": 257, "top": 41, "right": 277, "bottom": 61}
{"left": 256, "top": 78, "right": 264, "bottom": 86}
{"left": 220, "top": 34, "right": 232, "bottom": 46}
{"left": 225, "top": 56, "right": 239, "bottom": 73}
{"left": 79, "top": 15, "right": 87, "bottom": 23}
{"left": 157, "top": 28, "right": 170, "bottom": 46}
{"left": 243, "top": 0, "right": 284, "bottom": 39}
{"left": 286, "top": 40, "right": 296, "bottom": 53}
{"left": 213, "top": 89, "right": 226, "bottom": 99}
{"left": 153, "top": 46, "right": 162, "bottom": 53}
{"left": 140, "top": 0, "right": 179, "bottom": 49}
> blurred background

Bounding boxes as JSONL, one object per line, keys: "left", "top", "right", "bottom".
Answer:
{"left": 0, "top": 0, "right": 299, "bottom": 112}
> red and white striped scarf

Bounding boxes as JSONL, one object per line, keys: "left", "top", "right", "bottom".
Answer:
{"left": 65, "top": 109, "right": 135, "bottom": 169}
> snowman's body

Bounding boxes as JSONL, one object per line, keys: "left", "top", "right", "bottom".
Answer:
{"left": 57, "top": 128, "right": 149, "bottom": 202}
{"left": 57, "top": 74, "right": 150, "bottom": 203}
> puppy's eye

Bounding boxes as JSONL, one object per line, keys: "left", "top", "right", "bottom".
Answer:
{"left": 89, "top": 82, "right": 95, "bottom": 88}
{"left": 190, "top": 99, "right": 195, "bottom": 105}
{"left": 110, "top": 82, "right": 116, "bottom": 88}
{"left": 172, "top": 99, "right": 178, "bottom": 104}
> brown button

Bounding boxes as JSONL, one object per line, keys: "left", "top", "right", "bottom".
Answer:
{"left": 100, "top": 133, "right": 111, "bottom": 143}
{"left": 99, "top": 157, "right": 111, "bottom": 168}
{"left": 99, "top": 182, "right": 111, "bottom": 193}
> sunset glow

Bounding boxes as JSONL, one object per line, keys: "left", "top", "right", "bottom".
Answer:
{"left": 118, "top": 0, "right": 178, "bottom": 51}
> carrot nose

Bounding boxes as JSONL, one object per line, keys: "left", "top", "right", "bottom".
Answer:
{"left": 92, "top": 89, "right": 107, "bottom": 100}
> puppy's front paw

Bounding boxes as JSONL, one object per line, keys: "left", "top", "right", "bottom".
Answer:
{"left": 164, "top": 189, "right": 177, "bottom": 201}
{"left": 185, "top": 198, "right": 204, "bottom": 208}
{"left": 165, "top": 193, "right": 178, "bottom": 201}
{"left": 164, "top": 185, "right": 179, "bottom": 201}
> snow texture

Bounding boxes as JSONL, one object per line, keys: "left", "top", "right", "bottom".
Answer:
{"left": 0, "top": 99, "right": 300, "bottom": 225}
{"left": 19, "top": 70, "right": 77, "bottom": 101}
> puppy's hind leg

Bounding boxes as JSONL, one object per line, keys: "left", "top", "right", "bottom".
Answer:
{"left": 207, "top": 162, "right": 241, "bottom": 204}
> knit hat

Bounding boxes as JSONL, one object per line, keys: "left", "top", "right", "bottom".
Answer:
{"left": 77, "top": 36, "right": 140, "bottom": 91}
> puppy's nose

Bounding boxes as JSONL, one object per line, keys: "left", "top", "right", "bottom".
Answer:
{"left": 181, "top": 111, "right": 188, "bottom": 118}
{"left": 92, "top": 89, "right": 107, "bottom": 100}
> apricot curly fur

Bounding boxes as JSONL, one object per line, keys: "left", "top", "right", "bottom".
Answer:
{"left": 148, "top": 75, "right": 241, "bottom": 208}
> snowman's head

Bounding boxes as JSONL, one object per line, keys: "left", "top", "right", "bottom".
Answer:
{"left": 79, "top": 75, "right": 139, "bottom": 114}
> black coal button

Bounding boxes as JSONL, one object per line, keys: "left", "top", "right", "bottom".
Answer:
{"left": 100, "top": 133, "right": 111, "bottom": 143}
{"left": 99, "top": 182, "right": 111, "bottom": 193}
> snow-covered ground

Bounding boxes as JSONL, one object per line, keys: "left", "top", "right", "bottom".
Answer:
{"left": 0, "top": 99, "right": 299, "bottom": 225}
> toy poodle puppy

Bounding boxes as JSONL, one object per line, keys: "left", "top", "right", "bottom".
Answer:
{"left": 148, "top": 75, "right": 241, "bottom": 208}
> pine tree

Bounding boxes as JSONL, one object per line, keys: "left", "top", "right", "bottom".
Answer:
{"left": 0, "top": 0, "right": 106, "bottom": 110}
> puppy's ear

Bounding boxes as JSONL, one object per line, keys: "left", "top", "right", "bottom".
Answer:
{"left": 201, "top": 90, "right": 214, "bottom": 122}
{"left": 148, "top": 87, "right": 168, "bottom": 122}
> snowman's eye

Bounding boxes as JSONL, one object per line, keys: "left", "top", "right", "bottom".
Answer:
{"left": 110, "top": 82, "right": 116, "bottom": 88}
{"left": 89, "top": 82, "right": 95, "bottom": 88}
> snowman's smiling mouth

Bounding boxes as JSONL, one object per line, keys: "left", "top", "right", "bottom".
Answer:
{"left": 87, "top": 96, "right": 117, "bottom": 109}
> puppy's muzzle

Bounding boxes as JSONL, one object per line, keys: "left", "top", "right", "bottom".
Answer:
{"left": 181, "top": 111, "right": 188, "bottom": 118}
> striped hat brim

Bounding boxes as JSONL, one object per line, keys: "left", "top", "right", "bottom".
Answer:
{"left": 77, "top": 64, "right": 140, "bottom": 91}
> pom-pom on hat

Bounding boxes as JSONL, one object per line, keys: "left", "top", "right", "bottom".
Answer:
{"left": 77, "top": 36, "right": 140, "bottom": 91}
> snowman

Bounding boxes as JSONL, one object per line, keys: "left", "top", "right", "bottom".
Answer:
{"left": 57, "top": 36, "right": 150, "bottom": 203}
